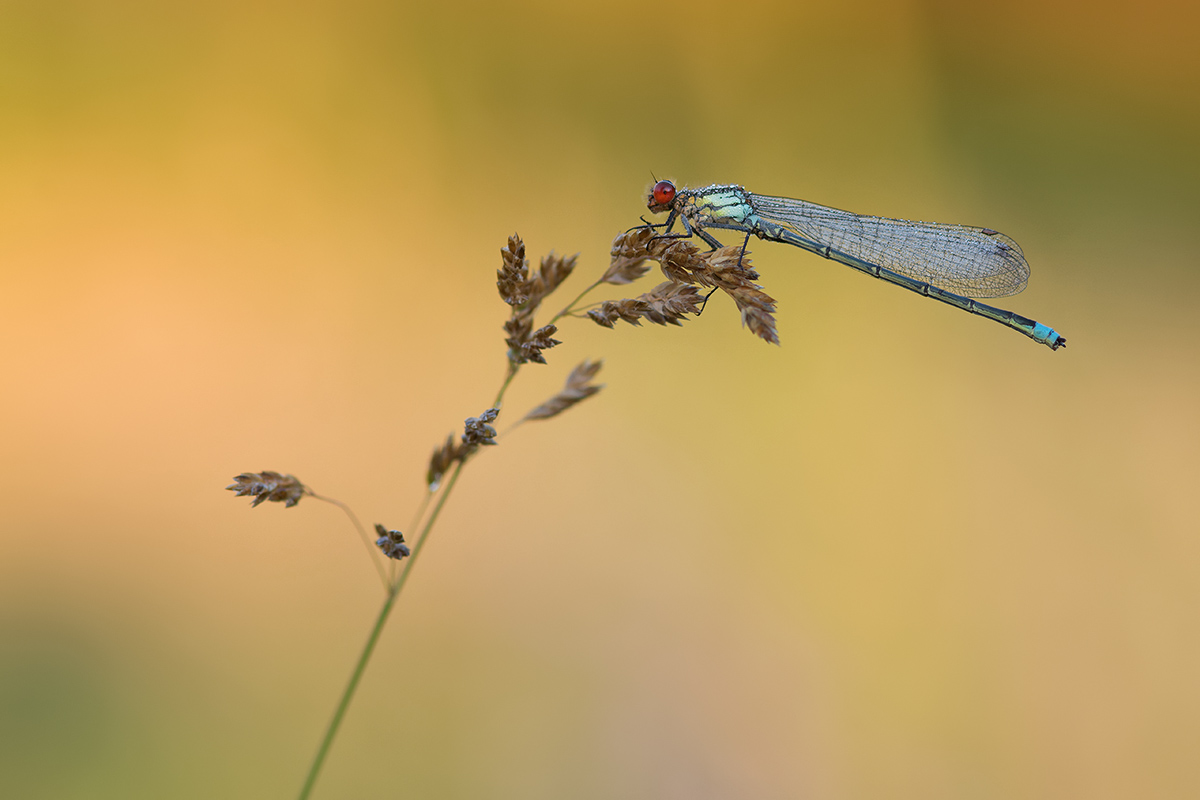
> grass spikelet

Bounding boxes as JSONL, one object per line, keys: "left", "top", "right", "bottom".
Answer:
{"left": 497, "top": 234, "right": 531, "bottom": 307}
{"left": 693, "top": 247, "right": 779, "bottom": 344}
{"left": 586, "top": 281, "right": 705, "bottom": 329}
{"left": 534, "top": 252, "right": 578, "bottom": 297}
{"left": 641, "top": 241, "right": 780, "bottom": 344}
{"left": 648, "top": 238, "right": 711, "bottom": 284}
{"left": 523, "top": 360, "right": 605, "bottom": 421}
{"left": 520, "top": 324, "right": 561, "bottom": 364}
{"left": 226, "top": 471, "right": 307, "bottom": 507}
{"left": 461, "top": 407, "right": 500, "bottom": 450}
{"left": 426, "top": 433, "right": 462, "bottom": 488}
{"left": 587, "top": 298, "right": 648, "bottom": 328}
{"left": 639, "top": 281, "right": 705, "bottom": 325}
{"left": 603, "top": 229, "right": 655, "bottom": 285}
{"left": 504, "top": 315, "right": 535, "bottom": 364}
{"left": 499, "top": 234, "right": 574, "bottom": 366}
{"left": 426, "top": 406, "right": 501, "bottom": 488}
{"left": 373, "top": 524, "right": 411, "bottom": 560}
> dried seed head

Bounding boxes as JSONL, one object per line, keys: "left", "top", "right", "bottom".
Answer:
{"left": 374, "top": 524, "right": 411, "bottom": 560}
{"left": 426, "top": 407, "right": 502, "bottom": 488}
{"left": 520, "top": 324, "right": 562, "bottom": 364}
{"left": 226, "top": 471, "right": 307, "bottom": 508}
{"left": 639, "top": 281, "right": 704, "bottom": 325}
{"left": 587, "top": 298, "right": 647, "bottom": 328}
{"left": 524, "top": 360, "right": 605, "bottom": 422}
{"left": 641, "top": 241, "right": 780, "bottom": 344}
{"left": 738, "top": 298, "right": 779, "bottom": 345}
{"left": 497, "top": 234, "right": 531, "bottom": 307}
{"left": 702, "top": 245, "right": 762, "bottom": 282}
{"left": 462, "top": 407, "right": 500, "bottom": 449}
{"left": 535, "top": 252, "right": 578, "bottom": 296}
{"left": 586, "top": 281, "right": 703, "bottom": 329}
{"left": 648, "top": 238, "right": 710, "bottom": 283}
{"left": 427, "top": 433, "right": 462, "bottom": 488}
{"left": 504, "top": 315, "right": 536, "bottom": 363}
{"left": 693, "top": 248, "right": 778, "bottom": 344}
{"left": 603, "top": 229, "right": 655, "bottom": 285}
{"left": 498, "top": 235, "right": 572, "bottom": 366}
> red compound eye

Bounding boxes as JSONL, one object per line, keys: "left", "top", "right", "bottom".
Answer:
{"left": 651, "top": 180, "right": 676, "bottom": 206}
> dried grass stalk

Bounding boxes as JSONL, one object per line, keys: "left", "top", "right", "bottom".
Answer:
{"left": 498, "top": 234, "right": 577, "bottom": 366}
{"left": 524, "top": 360, "right": 605, "bottom": 421}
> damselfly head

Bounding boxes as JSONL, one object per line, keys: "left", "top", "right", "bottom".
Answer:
{"left": 648, "top": 180, "right": 676, "bottom": 212}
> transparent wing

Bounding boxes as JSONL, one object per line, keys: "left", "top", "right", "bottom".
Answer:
{"left": 749, "top": 193, "right": 1029, "bottom": 298}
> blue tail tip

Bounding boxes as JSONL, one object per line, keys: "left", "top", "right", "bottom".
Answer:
{"left": 1032, "top": 322, "right": 1066, "bottom": 351}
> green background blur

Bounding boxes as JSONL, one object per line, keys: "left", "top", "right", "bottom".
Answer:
{"left": 1, "top": 0, "right": 1197, "bottom": 797}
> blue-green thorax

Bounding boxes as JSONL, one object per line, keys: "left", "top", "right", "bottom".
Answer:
{"left": 677, "top": 184, "right": 759, "bottom": 231}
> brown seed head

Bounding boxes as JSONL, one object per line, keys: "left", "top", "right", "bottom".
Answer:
{"left": 603, "top": 229, "right": 655, "bottom": 285}
{"left": 462, "top": 407, "right": 500, "bottom": 449}
{"left": 693, "top": 247, "right": 778, "bottom": 344}
{"left": 639, "top": 281, "right": 705, "bottom": 325}
{"left": 374, "top": 524, "right": 411, "bottom": 560}
{"left": 523, "top": 360, "right": 605, "bottom": 422}
{"left": 648, "top": 238, "right": 710, "bottom": 283}
{"left": 427, "top": 405, "right": 503, "bottom": 487}
{"left": 498, "top": 235, "right": 573, "bottom": 366}
{"left": 535, "top": 252, "right": 578, "bottom": 296}
{"left": 497, "top": 234, "right": 531, "bottom": 307}
{"left": 586, "top": 281, "right": 703, "bottom": 329}
{"left": 426, "top": 433, "right": 463, "bottom": 488}
{"left": 504, "top": 315, "right": 536, "bottom": 363}
{"left": 520, "top": 324, "right": 562, "bottom": 364}
{"left": 644, "top": 242, "right": 779, "bottom": 344}
{"left": 226, "top": 471, "right": 307, "bottom": 508}
{"left": 587, "top": 298, "right": 648, "bottom": 328}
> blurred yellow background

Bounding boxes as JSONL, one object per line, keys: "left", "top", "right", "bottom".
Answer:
{"left": 1, "top": 0, "right": 1197, "bottom": 797}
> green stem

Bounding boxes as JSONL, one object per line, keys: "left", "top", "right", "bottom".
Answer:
{"left": 549, "top": 278, "right": 603, "bottom": 327}
{"left": 492, "top": 364, "right": 519, "bottom": 410}
{"left": 390, "top": 460, "right": 465, "bottom": 593}
{"left": 308, "top": 491, "right": 390, "bottom": 591}
{"left": 297, "top": 586, "right": 398, "bottom": 800}
{"left": 296, "top": 461, "right": 468, "bottom": 799}
{"left": 297, "top": 270, "right": 598, "bottom": 796}
{"left": 391, "top": 488, "right": 435, "bottom": 583}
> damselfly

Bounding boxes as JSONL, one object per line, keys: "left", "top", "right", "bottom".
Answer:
{"left": 643, "top": 180, "right": 1065, "bottom": 350}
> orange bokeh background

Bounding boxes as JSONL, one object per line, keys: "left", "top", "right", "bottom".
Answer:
{"left": 1, "top": 1, "right": 1197, "bottom": 797}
